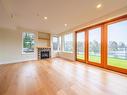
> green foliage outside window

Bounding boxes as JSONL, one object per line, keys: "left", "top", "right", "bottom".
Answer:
{"left": 23, "top": 32, "right": 35, "bottom": 53}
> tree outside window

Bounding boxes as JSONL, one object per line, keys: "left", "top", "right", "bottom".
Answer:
{"left": 22, "top": 32, "right": 35, "bottom": 53}
{"left": 64, "top": 33, "right": 73, "bottom": 53}
{"left": 53, "top": 36, "right": 58, "bottom": 51}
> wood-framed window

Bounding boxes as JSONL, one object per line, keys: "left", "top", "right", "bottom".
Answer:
{"left": 75, "top": 14, "right": 127, "bottom": 74}
{"left": 75, "top": 31, "right": 85, "bottom": 62}
{"left": 88, "top": 26, "right": 102, "bottom": 64}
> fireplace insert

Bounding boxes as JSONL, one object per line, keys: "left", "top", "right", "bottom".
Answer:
{"left": 38, "top": 48, "right": 51, "bottom": 59}
{"left": 41, "top": 51, "right": 49, "bottom": 59}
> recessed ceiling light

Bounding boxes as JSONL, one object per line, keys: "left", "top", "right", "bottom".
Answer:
{"left": 44, "top": 17, "right": 48, "bottom": 20}
{"left": 64, "top": 24, "right": 67, "bottom": 27}
{"left": 96, "top": 4, "right": 102, "bottom": 8}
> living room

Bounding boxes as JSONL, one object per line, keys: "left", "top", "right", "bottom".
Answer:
{"left": 0, "top": 0, "right": 127, "bottom": 95}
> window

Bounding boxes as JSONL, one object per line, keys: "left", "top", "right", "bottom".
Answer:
{"left": 75, "top": 15, "right": 127, "bottom": 73}
{"left": 53, "top": 36, "right": 58, "bottom": 51}
{"left": 76, "top": 32, "right": 85, "bottom": 60}
{"left": 88, "top": 27, "right": 101, "bottom": 63}
{"left": 22, "top": 32, "right": 35, "bottom": 54}
{"left": 59, "top": 36, "right": 62, "bottom": 51}
{"left": 108, "top": 20, "right": 127, "bottom": 69}
{"left": 64, "top": 33, "right": 73, "bottom": 53}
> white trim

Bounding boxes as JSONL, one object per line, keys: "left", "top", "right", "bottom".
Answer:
{"left": 52, "top": 36, "right": 59, "bottom": 51}
{"left": 22, "top": 32, "right": 36, "bottom": 54}
{"left": 63, "top": 33, "right": 73, "bottom": 53}
{"left": 60, "top": 51, "right": 73, "bottom": 54}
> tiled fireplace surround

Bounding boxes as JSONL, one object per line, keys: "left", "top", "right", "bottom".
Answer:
{"left": 37, "top": 47, "right": 51, "bottom": 60}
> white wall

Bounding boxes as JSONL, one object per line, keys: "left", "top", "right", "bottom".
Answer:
{"left": 0, "top": 27, "right": 38, "bottom": 64}
{"left": 37, "top": 40, "right": 49, "bottom": 47}
{"left": 58, "top": 7, "right": 127, "bottom": 61}
{"left": 0, "top": 27, "right": 58, "bottom": 64}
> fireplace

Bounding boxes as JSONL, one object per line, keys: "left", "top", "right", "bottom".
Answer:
{"left": 38, "top": 47, "right": 51, "bottom": 59}
{"left": 41, "top": 51, "right": 49, "bottom": 59}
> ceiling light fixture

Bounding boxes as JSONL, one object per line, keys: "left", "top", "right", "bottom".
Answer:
{"left": 64, "top": 24, "right": 67, "bottom": 27}
{"left": 96, "top": 4, "right": 102, "bottom": 8}
{"left": 44, "top": 17, "right": 48, "bottom": 20}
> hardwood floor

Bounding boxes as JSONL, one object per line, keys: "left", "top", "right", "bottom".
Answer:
{"left": 0, "top": 58, "right": 127, "bottom": 95}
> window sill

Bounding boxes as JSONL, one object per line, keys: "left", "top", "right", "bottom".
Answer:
{"left": 53, "top": 50, "right": 58, "bottom": 52}
{"left": 60, "top": 51, "right": 73, "bottom": 54}
{"left": 22, "top": 52, "right": 35, "bottom": 55}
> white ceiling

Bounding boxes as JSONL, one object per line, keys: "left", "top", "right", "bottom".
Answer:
{"left": 0, "top": 0, "right": 127, "bottom": 34}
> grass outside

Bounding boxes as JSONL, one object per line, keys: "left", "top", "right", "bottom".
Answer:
{"left": 77, "top": 54, "right": 127, "bottom": 69}
{"left": 89, "top": 56, "right": 100, "bottom": 63}
{"left": 77, "top": 54, "right": 84, "bottom": 60}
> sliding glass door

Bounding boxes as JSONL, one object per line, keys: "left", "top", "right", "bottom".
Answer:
{"left": 88, "top": 27, "right": 101, "bottom": 64}
{"left": 76, "top": 28, "right": 102, "bottom": 64}
{"left": 76, "top": 31, "right": 85, "bottom": 61}
{"left": 75, "top": 15, "right": 127, "bottom": 74}
{"left": 107, "top": 20, "right": 127, "bottom": 69}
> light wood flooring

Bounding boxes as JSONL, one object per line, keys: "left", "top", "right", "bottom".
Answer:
{"left": 0, "top": 58, "right": 127, "bottom": 95}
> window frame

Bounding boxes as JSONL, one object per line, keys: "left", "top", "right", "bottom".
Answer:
{"left": 75, "top": 31, "right": 86, "bottom": 62}
{"left": 63, "top": 33, "right": 73, "bottom": 53}
{"left": 22, "top": 32, "right": 36, "bottom": 54}
{"left": 58, "top": 36, "right": 62, "bottom": 51}
{"left": 52, "top": 36, "right": 59, "bottom": 51}
{"left": 75, "top": 14, "right": 127, "bottom": 74}
{"left": 105, "top": 17, "right": 127, "bottom": 73}
{"left": 87, "top": 26, "right": 103, "bottom": 67}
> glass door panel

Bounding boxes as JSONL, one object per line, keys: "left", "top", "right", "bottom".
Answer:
{"left": 88, "top": 27, "right": 101, "bottom": 63}
{"left": 108, "top": 20, "right": 127, "bottom": 69}
{"left": 76, "top": 32, "right": 85, "bottom": 60}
